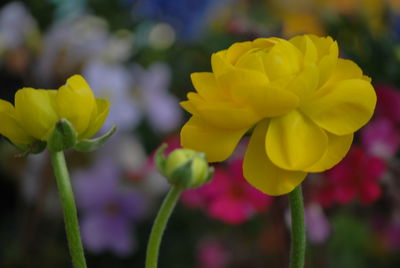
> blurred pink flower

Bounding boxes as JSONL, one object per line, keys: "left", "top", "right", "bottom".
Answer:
{"left": 182, "top": 159, "right": 272, "bottom": 225}
{"left": 316, "top": 146, "right": 386, "bottom": 207}
{"left": 360, "top": 85, "right": 400, "bottom": 159}
{"left": 196, "top": 239, "right": 229, "bottom": 268}
{"left": 361, "top": 118, "right": 400, "bottom": 159}
{"left": 305, "top": 203, "right": 330, "bottom": 244}
{"left": 375, "top": 85, "right": 400, "bottom": 124}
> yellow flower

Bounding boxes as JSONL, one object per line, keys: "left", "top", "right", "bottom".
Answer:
{"left": 180, "top": 34, "right": 376, "bottom": 196}
{"left": 0, "top": 75, "right": 110, "bottom": 147}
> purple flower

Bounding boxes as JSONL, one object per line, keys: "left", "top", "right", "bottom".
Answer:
{"left": 0, "top": 2, "right": 39, "bottom": 51}
{"left": 83, "top": 60, "right": 141, "bottom": 131}
{"left": 36, "top": 15, "right": 133, "bottom": 85}
{"left": 133, "top": 62, "right": 182, "bottom": 133}
{"left": 73, "top": 158, "right": 146, "bottom": 256}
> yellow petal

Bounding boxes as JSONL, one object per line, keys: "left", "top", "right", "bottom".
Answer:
{"left": 217, "top": 67, "right": 269, "bottom": 92}
{"left": 318, "top": 53, "right": 338, "bottom": 87}
{"left": 328, "top": 58, "right": 363, "bottom": 82}
{"left": 289, "top": 34, "right": 318, "bottom": 64}
{"left": 307, "top": 35, "right": 338, "bottom": 62}
{"left": 262, "top": 39, "right": 302, "bottom": 80}
{"left": 225, "top": 41, "right": 253, "bottom": 65}
{"left": 301, "top": 79, "right": 377, "bottom": 135}
{"left": 56, "top": 75, "right": 96, "bottom": 135}
{"left": 266, "top": 110, "right": 328, "bottom": 170}
{"left": 235, "top": 49, "right": 266, "bottom": 73}
{"left": 180, "top": 100, "right": 197, "bottom": 115}
{"left": 80, "top": 98, "right": 110, "bottom": 139}
{"left": 305, "top": 133, "right": 353, "bottom": 172}
{"left": 211, "top": 51, "right": 233, "bottom": 76}
{"left": 232, "top": 82, "right": 299, "bottom": 117}
{"left": 191, "top": 72, "right": 225, "bottom": 101}
{"left": 243, "top": 120, "right": 307, "bottom": 196}
{"left": 286, "top": 65, "right": 319, "bottom": 101}
{"left": 180, "top": 116, "right": 248, "bottom": 162}
{"left": 309, "top": 36, "right": 339, "bottom": 87}
{"left": 195, "top": 102, "right": 260, "bottom": 130}
{"left": 251, "top": 38, "right": 276, "bottom": 50}
{"left": 0, "top": 99, "right": 34, "bottom": 145}
{"left": 15, "top": 88, "right": 58, "bottom": 140}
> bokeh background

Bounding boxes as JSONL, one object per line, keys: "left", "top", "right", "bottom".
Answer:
{"left": 1, "top": 0, "right": 400, "bottom": 267}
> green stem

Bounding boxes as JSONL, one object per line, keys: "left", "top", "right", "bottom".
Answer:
{"left": 146, "top": 186, "right": 183, "bottom": 268}
{"left": 50, "top": 150, "right": 87, "bottom": 268}
{"left": 289, "top": 185, "right": 306, "bottom": 268}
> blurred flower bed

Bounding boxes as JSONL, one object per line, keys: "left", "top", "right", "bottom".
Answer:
{"left": 1, "top": 0, "right": 400, "bottom": 267}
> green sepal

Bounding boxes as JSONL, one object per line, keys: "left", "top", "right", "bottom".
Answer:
{"left": 154, "top": 143, "right": 168, "bottom": 176}
{"left": 191, "top": 166, "right": 214, "bottom": 188}
{"left": 73, "top": 125, "right": 116, "bottom": 152}
{"left": 169, "top": 160, "right": 193, "bottom": 188}
{"left": 48, "top": 119, "right": 77, "bottom": 152}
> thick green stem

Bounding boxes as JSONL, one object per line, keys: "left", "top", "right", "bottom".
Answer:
{"left": 146, "top": 186, "right": 183, "bottom": 268}
{"left": 50, "top": 150, "right": 87, "bottom": 268}
{"left": 289, "top": 185, "right": 306, "bottom": 268}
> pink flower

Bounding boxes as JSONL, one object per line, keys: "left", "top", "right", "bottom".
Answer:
{"left": 361, "top": 118, "right": 400, "bottom": 159}
{"left": 375, "top": 85, "right": 400, "bottom": 124}
{"left": 305, "top": 203, "right": 330, "bottom": 244}
{"left": 360, "top": 84, "right": 400, "bottom": 159}
{"left": 182, "top": 159, "right": 272, "bottom": 225}
{"left": 316, "top": 146, "right": 386, "bottom": 207}
{"left": 196, "top": 239, "right": 229, "bottom": 268}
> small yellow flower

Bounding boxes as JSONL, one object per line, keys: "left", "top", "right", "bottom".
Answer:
{"left": 0, "top": 75, "right": 109, "bottom": 147}
{"left": 180, "top": 34, "right": 376, "bottom": 196}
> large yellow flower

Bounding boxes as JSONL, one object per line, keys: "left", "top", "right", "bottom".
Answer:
{"left": 0, "top": 75, "right": 109, "bottom": 147}
{"left": 180, "top": 34, "right": 376, "bottom": 196}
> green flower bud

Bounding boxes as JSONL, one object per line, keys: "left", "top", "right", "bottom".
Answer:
{"left": 155, "top": 144, "right": 213, "bottom": 189}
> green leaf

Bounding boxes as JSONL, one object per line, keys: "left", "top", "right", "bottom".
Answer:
{"left": 73, "top": 125, "right": 116, "bottom": 152}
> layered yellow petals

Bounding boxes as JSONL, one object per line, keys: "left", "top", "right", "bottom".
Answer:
{"left": 305, "top": 133, "right": 353, "bottom": 172}
{"left": 0, "top": 100, "right": 33, "bottom": 145}
{"left": 181, "top": 116, "right": 249, "bottom": 162}
{"left": 80, "top": 98, "right": 110, "bottom": 139}
{"left": 191, "top": 73, "right": 225, "bottom": 102}
{"left": 185, "top": 93, "right": 260, "bottom": 130}
{"left": 262, "top": 39, "right": 302, "bottom": 80}
{"left": 243, "top": 121, "right": 307, "bottom": 196}
{"left": 15, "top": 88, "right": 58, "bottom": 140}
{"left": 231, "top": 83, "right": 299, "bottom": 117}
{"left": 57, "top": 75, "right": 96, "bottom": 135}
{"left": 180, "top": 34, "right": 376, "bottom": 196}
{"left": 0, "top": 75, "right": 109, "bottom": 147}
{"left": 266, "top": 110, "right": 328, "bottom": 170}
{"left": 301, "top": 79, "right": 376, "bottom": 135}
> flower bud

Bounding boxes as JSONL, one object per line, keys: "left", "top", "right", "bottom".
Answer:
{"left": 155, "top": 144, "right": 213, "bottom": 189}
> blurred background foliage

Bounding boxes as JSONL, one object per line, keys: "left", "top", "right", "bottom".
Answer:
{"left": 1, "top": 0, "right": 400, "bottom": 267}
